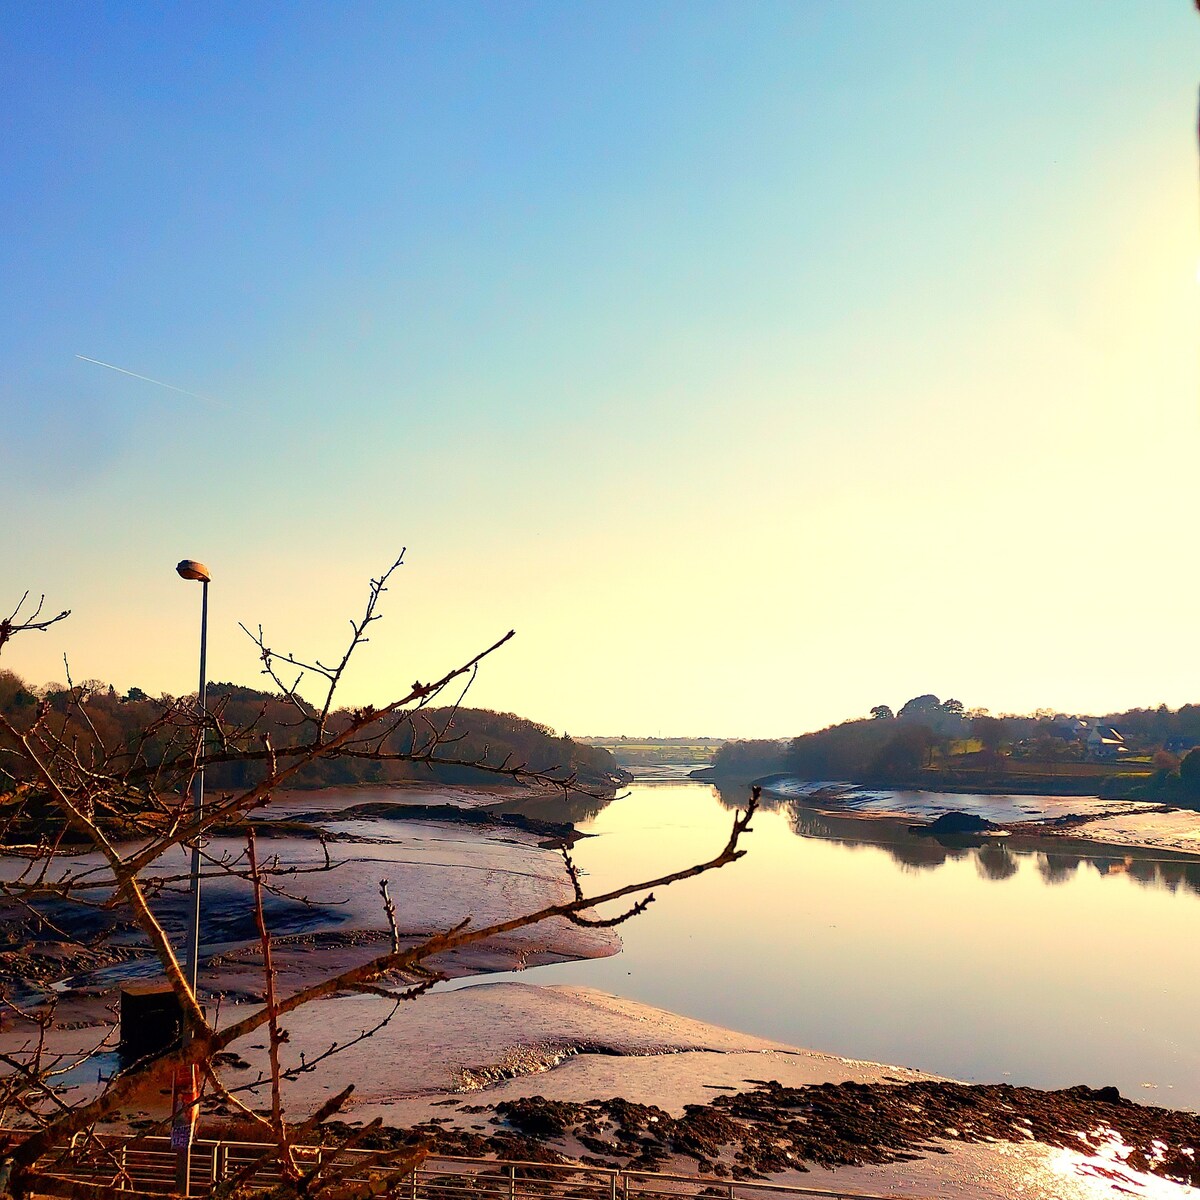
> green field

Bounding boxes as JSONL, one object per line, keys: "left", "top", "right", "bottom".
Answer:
{"left": 580, "top": 737, "right": 724, "bottom": 768}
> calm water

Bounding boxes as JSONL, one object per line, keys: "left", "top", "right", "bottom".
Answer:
{"left": 466, "top": 779, "right": 1200, "bottom": 1111}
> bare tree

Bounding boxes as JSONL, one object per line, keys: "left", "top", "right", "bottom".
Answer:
{"left": 0, "top": 556, "right": 756, "bottom": 1200}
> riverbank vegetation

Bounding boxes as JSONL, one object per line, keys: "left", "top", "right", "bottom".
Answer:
{"left": 0, "top": 670, "right": 628, "bottom": 803}
{"left": 708, "top": 695, "right": 1200, "bottom": 806}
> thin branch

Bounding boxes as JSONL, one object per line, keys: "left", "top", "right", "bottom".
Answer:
{"left": 246, "top": 829, "right": 299, "bottom": 1182}
{"left": 0, "top": 595, "right": 71, "bottom": 655}
{"left": 378, "top": 880, "right": 399, "bottom": 955}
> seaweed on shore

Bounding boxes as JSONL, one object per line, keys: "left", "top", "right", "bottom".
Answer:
{"left": 319, "top": 1079, "right": 1200, "bottom": 1187}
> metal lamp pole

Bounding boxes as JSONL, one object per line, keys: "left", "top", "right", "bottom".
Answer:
{"left": 175, "top": 558, "right": 210, "bottom": 1196}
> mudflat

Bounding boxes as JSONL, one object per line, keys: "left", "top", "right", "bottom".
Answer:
{"left": 6, "top": 782, "right": 1197, "bottom": 1199}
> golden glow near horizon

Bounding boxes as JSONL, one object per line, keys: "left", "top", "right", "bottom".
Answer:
{"left": 3, "top": 5, "right": 1199, "bottom": 738}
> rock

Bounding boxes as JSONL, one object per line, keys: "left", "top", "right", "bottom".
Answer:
{"left": 911, "top": 811, "right": 1000, "bottom": 837}
{"left": 326, "top": 1077, "right": 1200, "bottom": 1189}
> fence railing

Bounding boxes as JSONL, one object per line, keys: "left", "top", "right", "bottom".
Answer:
{"left": 33, "top": 1133, "right": 918, "bottom": 1200}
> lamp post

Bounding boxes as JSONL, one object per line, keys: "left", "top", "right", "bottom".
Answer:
{"left": 174, "top": 558, "right": 209, "bottom": 1196}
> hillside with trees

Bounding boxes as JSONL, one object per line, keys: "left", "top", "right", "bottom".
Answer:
{"left": 709, "top": 738, "right": 790, "bottom": 780}
{"left": 706, "top": 694, "right": 1200, "bottom": 807}
{"left": 0, "top": 669, "right": 627, "bottom": 797}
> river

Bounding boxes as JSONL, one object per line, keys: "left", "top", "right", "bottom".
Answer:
{"left": 466, "top": 777, "right": 1200, "bottom": 1111}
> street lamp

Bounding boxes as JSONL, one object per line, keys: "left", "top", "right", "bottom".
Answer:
{"left": 174, "top": 559, "right": 209, "bottom": 1195}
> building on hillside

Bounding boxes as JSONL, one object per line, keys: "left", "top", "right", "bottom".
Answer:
{"left": 1163, "top": 736, "right": 1198, "bottom": 758}
{"left": 1048, "top": 717, "right": 1088, "bottom": 742}
{"left": 1086, "top": 725, "right": 1127, "bottom": 760}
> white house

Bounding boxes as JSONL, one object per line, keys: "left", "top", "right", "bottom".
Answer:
{"left": 1086, "top": 725, "right": 1127, "bottom": 760}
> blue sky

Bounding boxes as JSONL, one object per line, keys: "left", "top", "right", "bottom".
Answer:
{"left": 3, "top": 3, "right": 1198, "bottom": 735}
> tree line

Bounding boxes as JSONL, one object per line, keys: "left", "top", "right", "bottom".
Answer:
{"left": 0, "top": 669, "right": 627, "bottom": 804}
{"left": 710, "top": 693, "right": 1200, "bottom": 804}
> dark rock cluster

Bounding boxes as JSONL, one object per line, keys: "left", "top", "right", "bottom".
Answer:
{"left": 330, "top": 1078, "right": 1200, "bottom": 1187}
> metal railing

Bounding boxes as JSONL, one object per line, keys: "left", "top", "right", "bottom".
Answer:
{"left": 37, "top": 1133, "right": 917, "bottom": 1200}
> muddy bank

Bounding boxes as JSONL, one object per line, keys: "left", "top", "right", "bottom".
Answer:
{"left": 695, "top": 767, "right": 1146, "bottom": 801}
{"left": 309, "top": 1079, "right": 1200, "bottom": 1187}
{"left": 0, "top": 801, "right": 616, "bottom": 1007}
{"left": 32, "top": 978, "right": 1200, "bottom": 1198}
{"left": 746, "top": 776, "right": 1200, "bottom": 861}
{"left": 292, "top": 801, "right": 582, "bottom": 847}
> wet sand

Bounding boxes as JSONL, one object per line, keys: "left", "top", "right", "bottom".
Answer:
{"left": 203, "top": 983, "right": 1200, "bottom": 1199}
{"left": 1034, "top": 806, "right": 1200, "bottom": 858}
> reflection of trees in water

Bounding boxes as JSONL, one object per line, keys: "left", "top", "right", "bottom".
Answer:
{"left": 1126, "top": 857, "right": 1160, "bottom": 887}
{"left": 1087, "top": 856, "right": 1125, "bottom": 879}
{"left": 786, "top": 796, "right": 1014, "bottom": 876}
{"left": 1107, "top": 856, "right": 1200, "bottom": 896}
{"left": 1036, "top": 853, "right": 1081, "bottom": 885}
{"left": 488, "top": 790, "right": 611, "bottom": 827}
{"left": 1157, "top": 860, "right": 1200, "bottom": 896}
{"left": 975, "top": 843, "right": 1018, "bottom": 881}
{"left": 784, "top": 807, "right": 967, "bottom": 871}
{"left": 784, "top": 797, "right": 971, "bottom": 873}
{"left": 713, "top": 783, "right": 788, "bottom": 813}
{"left": 788, "top": 809, "right": 863, "bottom": 845}
{"left": 1012, "top": 844, "right": 1200, "bottom": 889}
{"left": 716, "top": 783, "right": 1200, "bottom": 894}
{"left": 885, "top": 840, "right": 959, "bottom": 872}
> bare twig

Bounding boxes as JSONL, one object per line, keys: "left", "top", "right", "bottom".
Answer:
{"left": 246, "top": 829, "right": 299, "bottom": 1181}
{"left": 0, "top": 595, "right": 71, "bottom": 656}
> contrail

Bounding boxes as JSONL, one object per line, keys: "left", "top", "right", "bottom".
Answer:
{"left": 75, "top": 355, "right": 229, "bottom": 408}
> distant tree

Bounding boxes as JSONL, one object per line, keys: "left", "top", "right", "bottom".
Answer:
{"left": 898, "top": 694, "right": 941, "bottom": 721}
{"left": 866, "top": 725, "right": 934, "bottom": 781}
{"left": 1180, "top": 748, "right": 1200, "bottom": 796}
{"left": 0, "top": 671, "right": 30, "bottom": 711}
{"left": 1028, "top": 734, "right": 1081, "bottom": 763}
{"left": 941, "top": 698, "right": 964, "bottom": 717}
{"left": 786, "top": 718, "right": 898, "bottom": 780}
{"left": 1153, "top": 703, "right": 1172, "bottom": 742}
{"left": 124, "top": 685, "right": 149, "bottom": 702}
{"left": 711, "top": 739, "right": 788, "bottom": 780}
{"left": 972, "top": 716, "right": 1008, "bottom": 759}
{"left": 870, "top": 705, "right": 894, "bottom": 720}
{"left": 1154, "top": 749, "right": 1181, "bottom": 773}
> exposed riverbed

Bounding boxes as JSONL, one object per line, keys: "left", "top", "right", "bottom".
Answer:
{"left": 10, "top": 778, "right": 1200, "bottom": 1197}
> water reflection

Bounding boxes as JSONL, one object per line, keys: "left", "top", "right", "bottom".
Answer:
{"left": 976, "top": 842, "right": 1018, "bottom": 881}
{"left": 455, "top": 779, "right": 1200, "bottom": 1109}
{"left": 1036, "top": 852, "right": 1081, "bottom": 885}
{"left": 712, "top": 783, "right": 1200, "bottom": 895}
{"left": 487, "top": 788, "right": 613, "bottom": 828}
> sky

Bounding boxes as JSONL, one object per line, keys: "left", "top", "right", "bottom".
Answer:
{"left": 2, "top": 2, "right": 1198, "bottom": 738}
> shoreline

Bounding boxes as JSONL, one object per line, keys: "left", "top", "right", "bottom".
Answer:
{"left": 722, "top": 772, "right": 1200, "bottom": 861}
{"left": 692, "top": 765, "right": 1131, "bottom": 798}
{"left": 10, "top": 781, "right": 1200, "bottom": 1197}
{"left": 199, "top": 983, "right": 1200, "bottom": 1196}
{"left": 31, "top": 974, "right": 1200, "bottom": 1196}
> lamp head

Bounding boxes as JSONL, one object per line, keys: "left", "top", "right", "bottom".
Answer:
{"left": 176, "top": 560, "right": 211, "bottom": 583}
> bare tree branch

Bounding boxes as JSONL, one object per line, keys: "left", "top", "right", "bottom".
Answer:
{"left": 0, "top": 564, "right": 755, "bottom": 1200}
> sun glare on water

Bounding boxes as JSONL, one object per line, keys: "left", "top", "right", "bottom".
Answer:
{"left": 1048, "top": 1127, "right": 1196, "bottom": 1198}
